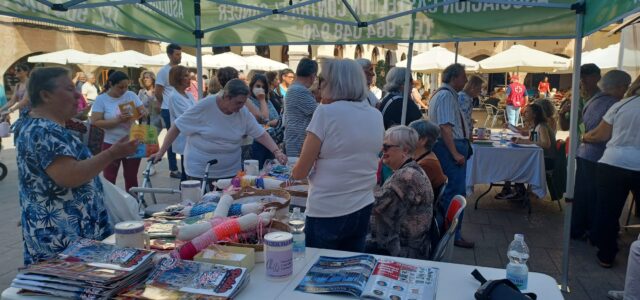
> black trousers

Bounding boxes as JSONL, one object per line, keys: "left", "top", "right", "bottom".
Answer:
{"left": 571, "top": 158, "right": 599, "bottom": 238}
{"left": 593, "top": 163, "right": 640, "bottom": 263}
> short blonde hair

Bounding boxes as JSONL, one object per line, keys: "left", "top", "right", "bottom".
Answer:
{"left": 320, "top": 58, "right": 367, "bottom": 102}
{"left": 385, "top": 125, "right": 419, "bottom": 154}
{"left": 138, "top": 70, "right": 155, "bottom": 87}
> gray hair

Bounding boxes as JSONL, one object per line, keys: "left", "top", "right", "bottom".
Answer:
{"left": 320, "top": 59, "right": 367, "bottom": 102}
{"left": 599, "top": 70, "right": 632, "bottom": 94}
{"left": 355, "top": 58, "right": 372, "bottom": 69}
{"left": 223, "top": 78, "right": 250, "bottom": 99}
{"left": 384, "top": 67, "right": 408, "bottom": 93}
{"left": 442, "top": 63, "right": 465, "bottom": 84}
{"left": 385, "top": 125, "right": 419, "bottom": 154}
{"left": 28, "top": 67, "right": 70, "bottom": 108}
{"left": 409, "top": 119, "right": 440, "bottom": 151}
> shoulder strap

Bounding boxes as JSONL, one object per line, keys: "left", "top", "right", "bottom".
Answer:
{"left": 614, "top": 95, "right": 640, "bottom": 114}
{"left": 381, "top": 94, "right": 403, "bottom": 117}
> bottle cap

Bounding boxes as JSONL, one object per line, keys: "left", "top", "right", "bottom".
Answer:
{"left": 514, "top": 233, "right": 524, "bottom": 241}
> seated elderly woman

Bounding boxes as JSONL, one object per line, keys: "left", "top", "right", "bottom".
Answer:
{"left": 12, "top": 67, "right": 138, "bottom": 265}
{"left": 153, "top": 79, "right": 286, "bottom": 185}
{"left": 366, "top": 125, "right": 434, "bottom": 259}
{"left": 409, "top": 119, "right": 447, "bottom": 198}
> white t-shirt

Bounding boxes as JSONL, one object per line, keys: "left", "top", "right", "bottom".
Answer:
{"left": 365, "top": 90, "right": 379, "bottom": 107}
{"left": 174, "top": 95, "right": 266, "bottom": 178}
{"left": 599, "top": 95, "right": 640, "bottom": 171}
{"left": 81, "top": 82, "right": 98, "bottom": 101}
{"left": 156, "top": 64, "right": 174, "bottom": 110}
{"left": 168, "top": 90, "right": 196, "bottom": 155}
{"left": 305, "top": 100, "right": 384, "bottom": 218}
{"left": 91, "top": 91, "right": 143, "bottom": 144}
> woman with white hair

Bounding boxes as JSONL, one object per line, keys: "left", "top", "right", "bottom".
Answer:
{"left": 583, "top": 74, "right": 639, "bottom": 268}
{"left": 378, "top": 67, "right": 423, "bottom": 129}
{"left": 291, "top": 58, "right": 384, "bottom": 252}
{"left": 367, "top": 125, "right": 434, "bottom": 259}
{"left": 571, "top": 70, "right": 632, "bottom": 241}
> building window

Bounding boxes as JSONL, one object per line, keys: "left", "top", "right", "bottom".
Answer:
{"left": 213, "top": 46, "right": 231, "bottom": 54}
{"left": 256, "top": 46, "right": 270, "bottom": 58}
{"left": 334, "top": 45, "right": 344, "bottom": 58}
{"left": 281, "top": 45, "right": 289, "bottom": 64}
{"left": 354, "top": 44, "right": 363, "bottom": 59}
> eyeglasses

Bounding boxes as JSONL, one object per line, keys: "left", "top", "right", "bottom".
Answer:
{"left": 382, "top": 144, "right": 400, "bottom": 152}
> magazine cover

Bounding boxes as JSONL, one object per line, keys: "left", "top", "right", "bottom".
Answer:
{"left": 295, "top": 255, "right": 377, "bottom": 297}
{"left": 60, "top": 238, "right": 155, "bottom": 271}
{"left": 296, "top": 255, "right": 439, "bottom": 300}
{"left": 146, "top": 257, "right": 249, "bottom": 299}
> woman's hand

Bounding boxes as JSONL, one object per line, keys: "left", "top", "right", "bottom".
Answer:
{"left": 274, "top": 149, "right": 287, "bottom": 165}
{"left": 151, "top": 150, "right": 165, "bottom": 164}
{"left": 117, "top": 113, "right": 131, "bottom": 123}
{"left": 106, "top": 136, "right": 139, "bottom": 159}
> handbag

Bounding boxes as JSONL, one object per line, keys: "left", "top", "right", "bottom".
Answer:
{"left": 472, "top": 269, "right": 537, "bottom": 300}
{"left": 269, "top": 115, "right": 285, "bottom": 145}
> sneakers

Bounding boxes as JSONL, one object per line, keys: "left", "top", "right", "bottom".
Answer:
{"left": 454, "top": 238, "right": 475, "bottom": 249}
{"left": 607, "top": 290, "right": 624, "bottom": 300}
{"left": 169, "top": 170, "right": 182, "bottom": 179}
{"left": 148, "top": 166, "right": 157, "bottom": 176}
{"left": 495, "top": 190, "right": 516, "bottom": 200}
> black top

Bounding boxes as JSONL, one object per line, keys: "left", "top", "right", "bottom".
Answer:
{"left": 378, "top": 92, "right": 423, "bottom": 129}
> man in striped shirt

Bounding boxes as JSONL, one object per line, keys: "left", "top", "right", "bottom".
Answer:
{"left": 284, "top": 58, "right": 318, "bottom": 157}
{"left": 428, "top": 63, "right": 474, "bottom": 249}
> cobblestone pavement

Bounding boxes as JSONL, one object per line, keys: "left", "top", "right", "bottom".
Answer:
{"left": 0, "top": 111, "right": 636, "bottom": 299}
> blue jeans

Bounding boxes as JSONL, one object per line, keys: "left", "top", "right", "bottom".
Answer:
{"left": 160, "top": 109, "right": 178, "bottom": 171}
{"left": 305, "top": 204, "right": 373, "bottom": 252}
{"left": 432, "top": 138, "right": 469, "bottom": 241}
{"left": 506, "top": 105, "right": 521, "bottom": 126}
{"left": 251, "top": 141, "right": 274, "bottom": 170}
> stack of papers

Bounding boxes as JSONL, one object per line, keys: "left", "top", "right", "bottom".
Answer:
{"left": 11, "top": 239, "right": 155, "bottom": 299}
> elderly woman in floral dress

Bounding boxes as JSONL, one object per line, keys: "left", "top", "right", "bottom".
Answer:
{"left": 367, "top": 125, "right": 434, "bottom": 259}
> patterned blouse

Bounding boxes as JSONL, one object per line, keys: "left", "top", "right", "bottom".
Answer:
{"left": 368, "top": 160, "right": 434, "bottom": 259}
{"left": 13, "top": 112, "right": 112, "bottom": 265}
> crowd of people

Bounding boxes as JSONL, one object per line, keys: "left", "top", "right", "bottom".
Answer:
{"left": 4, "top": 43, "right": 640, "bottom": 299}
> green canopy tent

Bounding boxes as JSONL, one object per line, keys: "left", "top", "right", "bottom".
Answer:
{"left": 1, "top": 0, "right": 638, "bottom": 293}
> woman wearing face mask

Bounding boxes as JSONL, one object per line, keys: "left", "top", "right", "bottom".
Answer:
{"left": 249, "top": 74, "right": 281, "bottom": 168}
{"left": 152, "top": 79, "right": 287, "bottom": 188}
{"left": 91, "top": 71, "right": 147, "bottom": 192}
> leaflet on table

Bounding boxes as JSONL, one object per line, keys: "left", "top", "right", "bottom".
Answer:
{"left": 145, "top": 257, "right": 250, "bottom": 299}
{"left": 295, "top": 255, "right": 377, "bottom": 297}
{"left": 361, "top": 260, "right": 439, "bottom": 300}
{"left": 60, "top": 238, "right": 155, "bottom": 271}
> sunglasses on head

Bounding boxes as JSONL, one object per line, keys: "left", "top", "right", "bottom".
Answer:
{"left": 382, "top": 144, "right": 400, "bottom": 152}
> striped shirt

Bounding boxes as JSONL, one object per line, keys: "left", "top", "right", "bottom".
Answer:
{"left": 457, "top": 91, "right": 474, "bottom": 139}
{"left": 284, "top": 82, "right": 318, "bottom": 157}
{"left": 428, "top": 83, "right": 465, "bottom": 139}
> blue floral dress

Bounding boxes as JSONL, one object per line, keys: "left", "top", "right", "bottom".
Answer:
{"left": 13, "top": 112, "right": 112, "bottom": 265}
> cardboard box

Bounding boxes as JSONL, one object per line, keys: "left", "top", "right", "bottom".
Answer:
{"left": 194, "top": 245, "right": 255, "bottom": 271}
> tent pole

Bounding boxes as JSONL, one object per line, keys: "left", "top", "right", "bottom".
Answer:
{"left": 561, "top": 1, "right": 585, "bottom": 293}
{"left": 194, "top": 0, "right": 204, "bottom": 100}
{"left": 454, "top": 41, "right": 459, "bottom": 63}
{"left": 401, "top": 11, "right": 417, "bottom": 126}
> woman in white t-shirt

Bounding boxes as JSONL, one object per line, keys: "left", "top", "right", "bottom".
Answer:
{"left": 167, "top": 65, "right": 196, "bottom": 181}
{"left": 291, "top": 58, "right": 384, "bottom": 252}
{"left": 152, "top": 79, "right": 287, "bottom": 187}
{"left": 583, "top": 76, "right": 640, "bottom": 268}
{"left": 91, "top": 71, "right": 146, "bottom": 192}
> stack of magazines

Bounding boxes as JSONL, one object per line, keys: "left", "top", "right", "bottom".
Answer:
{"left": 11, "top": 239, "right": 155, "bottom": 299}
{"left": 120, "top": 257, "right": 250, "bottom": 299}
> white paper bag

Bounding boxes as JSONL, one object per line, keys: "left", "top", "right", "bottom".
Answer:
{"left": 0, "top": 121, "right": 11, "bottom": 138}
{"left": 100, "top": 176, "right": 141, "bottom": 224}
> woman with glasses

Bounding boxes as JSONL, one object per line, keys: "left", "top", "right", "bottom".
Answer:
{"left": 91, "top": 71, "right": 147, "bottom": 192}
{"left": 291, "top": 59, "right": 383, "bottom": 252}
{"left": 1, "top": 63, "right": 31, "bottom": 115}
{"left": 366, "top": 125, "right": 434, "bottom": 259}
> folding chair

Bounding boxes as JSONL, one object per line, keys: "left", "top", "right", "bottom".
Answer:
{"left": 431, "top": 195, "right": 467, "bottom": 262}
{"left": 483, "top": 104, "right": 505, "bottom": 128}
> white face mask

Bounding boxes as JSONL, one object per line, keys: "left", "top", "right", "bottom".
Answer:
{"left": 252, "top": 87, "right": 265, "bottom": 96}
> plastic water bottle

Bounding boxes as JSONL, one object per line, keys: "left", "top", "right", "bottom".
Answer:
{"left": 288, "top": 207, "right": 305, "bottom": 260}
{"left": 506, "top": 234, "right": 530, "bottom": 290}
{"left": 500, "top": 129, "right": 508, "bottom": 146}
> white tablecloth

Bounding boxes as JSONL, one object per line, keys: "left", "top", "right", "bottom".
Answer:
{"left": 2, "top": 247, "right": 563, "bottom": 300}
{"left": 466, "top": 143, "right": 547, "bottom": 198}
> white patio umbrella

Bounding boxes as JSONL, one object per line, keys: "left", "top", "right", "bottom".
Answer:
{"left": 396, "top": 46, "right": 480, "bottom": 72}
{"left": 479, "top": 45, "right": 570, "bottom": 73}
{"left": 27, "top": 49, "right": 120, "bottom": 67}
{"left": 244, "top": 55, "right": 288, "bottom": 71}
{"left": 581, "top": 44, "right": 620, "bottom": 71}
{"left": 201, "top": 52, "right": 247, "bottom": 70}
{"left": 149, "top": 52, "right": 197, "bottom": 67}
{"left": 87, "top": 50, "right": 158, "bottom": 68}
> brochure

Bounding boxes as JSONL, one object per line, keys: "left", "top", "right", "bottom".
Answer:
{"left": 296, "top": 255, "right": 439, "bottom": 300}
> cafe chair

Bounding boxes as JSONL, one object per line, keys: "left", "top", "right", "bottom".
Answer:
{"left": 431, "top": 195, "right": 466, "bottom": 262}
{"left": 483, "top": 104, "right": 505, "bottom": 128}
